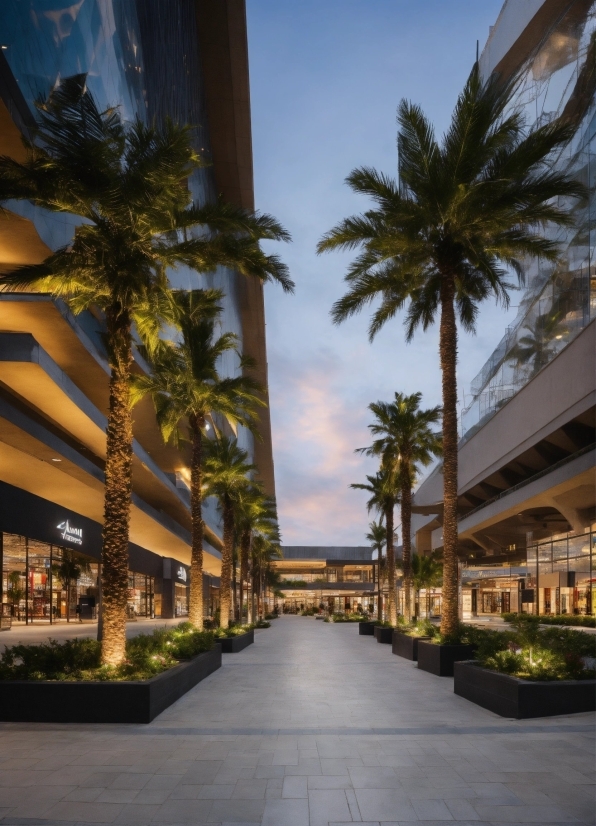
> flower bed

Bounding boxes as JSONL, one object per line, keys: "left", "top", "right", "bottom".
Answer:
{"left": 0, "top": 623, "right": 221, "bottom": 723}
{"left": 325, "top": 613, "right": 368, "bottom": 623}
{"left": 213, "top": 626, "right": 254, "bottom": 653}
{"left": 0, "top": 622, "right": 215, "bottom": 682}
{"left": 454, "top": 661, "right": 596, "bottom": 718}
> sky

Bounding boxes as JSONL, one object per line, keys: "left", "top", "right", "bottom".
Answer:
{"left": 246, "top": 0, "right": 517, "bottom": 547}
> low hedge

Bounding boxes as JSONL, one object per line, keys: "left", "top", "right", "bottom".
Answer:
{"left": 325, "top": 613, "right": 368, "bottom": 623}
{"left": 0, "top": 622, "right": 215, "bottom": 682}
{"left": 503, "top": 612, "right": 596, "bottom": 628}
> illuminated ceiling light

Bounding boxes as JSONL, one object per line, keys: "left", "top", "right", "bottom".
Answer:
{"left": 1, "top": 45, "right": 8, "bottom": 50}
{"left": 51, "top": 458, "right": 62, "bottom": 462}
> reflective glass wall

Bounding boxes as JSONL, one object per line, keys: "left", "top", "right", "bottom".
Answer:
{"left": 526, "top": 529, "right": 594, "bottom": 615}
{"left": 462, "top": 5, "right": 596, "bottom": 440}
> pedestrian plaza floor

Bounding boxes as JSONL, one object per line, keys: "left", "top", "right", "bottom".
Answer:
{"left": 0, "top": 616, "right": 593, "bottom": 826}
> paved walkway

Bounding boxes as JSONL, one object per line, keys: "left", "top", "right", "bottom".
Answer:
{"left": 0, "top": 616, "right": 593, "bottom": 826}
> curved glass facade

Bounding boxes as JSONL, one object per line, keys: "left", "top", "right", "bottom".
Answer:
{"left": 462, "top": 5, "right": 596, "bottom": 440}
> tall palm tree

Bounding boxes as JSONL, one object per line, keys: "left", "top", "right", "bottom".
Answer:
{"left": 359, "top": 392, "right": 442, "bottom": 620}
{"left": 0, "top": 77, "right": 292, "bottom": 663}
{"left": 318, "top": 67, "right": 585, "bottom": 636}
{"left": 251, "top": 524, "right": 282, "bottom": 620}
{"left": 131, "top": 289, "right": 264, "bottom": 629}
{"left": 235, "top": 485, "right": 277, "bottom": 622}
{"left": 204, "top": 437, "right": 255, "bottom": 629}
{"left": 352, "top": 468, "right": 399, "bottom": 624}
{"left": 366, "top": 520, "right": 386, "bottom": 617}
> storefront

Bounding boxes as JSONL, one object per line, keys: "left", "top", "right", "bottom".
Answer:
{"left": 460, "top": 566, "right": 529, "bottom": 618}
{"left": 527, "top": 529, "right": 594, "bottom": 616}
{"left": 0, "top": 483, "right": 186, "bottom": 624}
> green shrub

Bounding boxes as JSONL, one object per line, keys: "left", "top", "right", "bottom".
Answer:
{"left": 0, "top": 623, "right": 215, "bottom": 682}
{"left": 473, "top": 623, "right": 596, "bottom": 681}
{"left": 255, "top": 620, "right": 270, "bottom": 628}
{"left": 213, "top": 624, "right": 253, "bottom": 638}
{"left": 503, "top": 612, "right": 595, "bottom": 628}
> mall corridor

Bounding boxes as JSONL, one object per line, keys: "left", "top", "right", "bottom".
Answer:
{"left": 0, "top": 616, "right": 593, "bottom": 825}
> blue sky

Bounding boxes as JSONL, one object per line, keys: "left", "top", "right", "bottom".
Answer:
{"left": 246, "top": 0, "right": 514, "bottom": 546}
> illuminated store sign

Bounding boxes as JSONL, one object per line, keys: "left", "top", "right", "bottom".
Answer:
{"left": 57, "top": 520, "right": 83, "bottom": 546}
{"left": 176, "top": 566, "right": 187, "bottom": 583}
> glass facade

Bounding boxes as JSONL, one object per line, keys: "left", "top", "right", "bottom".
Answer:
{"left": 462, "top": 6, "right": 596, "bottom": 440}
{"left": 0, "top": 532, "right": 156, "bottom": 624}
{"left": 0, "top": 0, "right": 256, "bottom": 537}
{"left": 526, "top": 529, "right": 594, "bottom": 615}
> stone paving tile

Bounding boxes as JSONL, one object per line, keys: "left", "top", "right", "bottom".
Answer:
{"left": 0, "top": 618, "right": 594, "bottom": 826}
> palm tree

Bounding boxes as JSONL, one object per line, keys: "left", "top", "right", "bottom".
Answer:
{"left": 234, "top": 485, "right": 277, "bottom": 622}
{"left": 365, "top": 520, "right": 386, "bottom": 617}
{"left": 318, "top": 67, "right": 585, "bottom": 636}
{"left": 0, "top": 77, "right": 292, "bottom": 664}
{"left": 352, "top": 467, "right": 399, "bottom": 624}
{"left": 131, "top": 289, "right": 264, "bottom": 630}
{"left": 203, "top": 437, "right": 255, "bottom": 629}
{"left": 411, "top": 553, "right": 442, "bottom": 619}
{"left": 359, "top": 392, "right": 442, "bottom": 620}
{"left": 251, "top": 525, "right": 282, "bottom": 620}
{"left": 52, "top": 551, "right": 92, "bottom": 622}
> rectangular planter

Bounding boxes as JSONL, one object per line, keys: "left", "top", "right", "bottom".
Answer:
{"left": 454, "top": 661, "right": 596, "bottom": 719}
{"left": 0, "top": 646, "right": 222, "bottom": 724}
{"left": 359, "top": 621, "right": 376, "bottom": 635}
{"left": 374, "top": 625, "right": 393, "bottom": 644}
{"left": 392, "top": 631, "right": 431, "bottom": 661}
{"left": 417, "top": 640, "right": 476, "bottom": 676}
{"left": 218, "top": 628, "right": 254, "bottom": 653}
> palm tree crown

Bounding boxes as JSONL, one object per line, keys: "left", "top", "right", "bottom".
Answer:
{"left": 319, "top": 66, "right": 585, "bottom": 636}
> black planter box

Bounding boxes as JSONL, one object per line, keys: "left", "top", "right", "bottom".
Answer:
{"left": 454, "top": 661, "right": 596, "bottom": 718}
{"left": 0, "top": 646, "right": 222, "bottom": 724}
{"left": 359, "top": 621, "right": 375, "bottom": 635}
{"left": 417, "top": 640, "right": 476, "bottom": 676}
{"left": 392, "top": 631, "right": 431, "bottom": 661}
{"left": 218, "top": 628, "right": 254, "bottom": 653}
{"left": 374, "top": 626, "right": 393, "bottom": 644}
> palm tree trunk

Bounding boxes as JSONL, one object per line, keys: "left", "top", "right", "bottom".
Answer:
{"left": 188, "top": 420, "right": 204, "bottom": 629}
{"left": 101, "top": 306, "right": 133, "bottom": 666}
{"left": 240, "top": 529, "right": 250, "bottom": 622}
{"left": 401, "top": 467, "right": 413, "bottom": 622}
{"left": 439, "top": 278, "right": 459, "bottom": 637}
{"left": 385, "top": 503, "right": 397, "bottom": 625}
{"left": 232, "top": 540, "right": 238, "bottom": 621}
{"left": 219, "top": 494, "right": 234, "bottom": 629}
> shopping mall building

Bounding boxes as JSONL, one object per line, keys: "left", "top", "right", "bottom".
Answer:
{"left": 273, "top": 547, "right": 377, "bottom": 615}
{"left": 413, "top": 0, "right": 596, "bottom": 619}
{"left": 0, "top": 1, "right": 274, "bottom": 625}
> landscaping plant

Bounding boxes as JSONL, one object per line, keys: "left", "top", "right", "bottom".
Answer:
{"left": 319, "top": 66, "right": 586, "bottom": 638}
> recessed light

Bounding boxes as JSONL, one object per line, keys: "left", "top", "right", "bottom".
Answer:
{"left": 1, "top": 45, "right": 8, "bottom": 50}
{"left": 51, "top": 458, "right": 62, "bottom": 462}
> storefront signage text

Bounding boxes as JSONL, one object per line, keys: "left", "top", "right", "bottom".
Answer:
{"left": 57, "top": 520, "right": 83, "bottom": 546}
{"left": 177, "top": 566, "right": 187, "bottom": 583}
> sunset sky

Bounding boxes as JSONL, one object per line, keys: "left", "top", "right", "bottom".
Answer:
{"left": 247, "top": 0, "right": 517, "bottom": 546}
